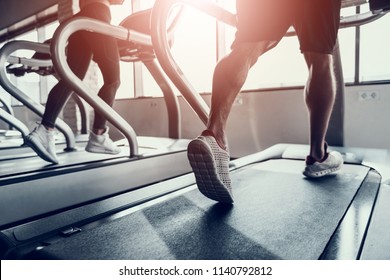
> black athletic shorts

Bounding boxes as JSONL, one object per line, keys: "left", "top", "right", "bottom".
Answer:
{"left": 233, "top": 0, "right": 342, "bottom": 54}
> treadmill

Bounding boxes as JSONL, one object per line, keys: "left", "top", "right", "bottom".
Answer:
{"left": 1, "top": 143, "right": 389, "bottom": 260}
{"left": 1, "top": 0, "right": 389, "bottom": 260}
{"left": 0, "top": 41, "right": 80, "bottom": 152}
{"left": 0, "top": 7, "right": 192, "bottom": 235}
{"left": 0, "top": 39, "right": 93, "bottom": 164}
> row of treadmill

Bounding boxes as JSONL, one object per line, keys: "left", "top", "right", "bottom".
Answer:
{"left": 0, "top": 0, "right": 389, "bottom": 260}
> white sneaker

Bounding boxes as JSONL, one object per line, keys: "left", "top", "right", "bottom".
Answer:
{"left": 303, "top": 150, "right": 343, "bottom": 178}
{"left": 24, "top": 124, "right": 59, "bottom": 164}
{"left": 85, "top": 127, "right": 121, "bottom": 154}
{"left": 187, "top": 134, "right": 233, "bottom": 203}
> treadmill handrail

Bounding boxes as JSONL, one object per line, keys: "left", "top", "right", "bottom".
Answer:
{"left": 286, "top": 9, "right": 388, "bottom": 37}
{"left": 340, "top": 10, "right": 387, "bottom": 27}
{"left": 7, "top": 55, "right": 52, "bottom": 68}
{"left": 0, "top": 40, "right": 76, "bottom": 150}
{"left": 118, "top": 8, "right": 185, "bottom": 139}
{"left": 0, "top": 96, "right": 13, "bottom": 115}
{"left": 0, "top": 85, "right": 18, "bottom": 132}
{"left": 50, "top": 17, "right": 147, "bottom": 157}
{"left": 151, "top": 0, "right": 236, "bottom": 126}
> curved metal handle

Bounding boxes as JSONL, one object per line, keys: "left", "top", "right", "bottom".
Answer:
{"left": 150, "top": 0, "right": 236, "bottom": 126}
{"left": 50, "top": 17, "right": 151, "bottom": 157}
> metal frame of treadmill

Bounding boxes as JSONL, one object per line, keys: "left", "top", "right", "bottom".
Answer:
{"left": 50, "top": 6, "right": 187, "bottom": 155}
{"left": 0, "top": 41, "right": 77, "bottom": 150}
{"left": 50, "top": 18, "right": 159, "bottom": 156}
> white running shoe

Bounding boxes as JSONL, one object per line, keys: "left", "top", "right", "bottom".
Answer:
{"left": 24, "top": 124, "right": 59, "bottom": 164}
{"left": 187, "top": 134, "right": 233, "bottom": 203}
{"left": 303, "top": 150, "right": 343, "bottom": 178}
{"left": 85, "top": 127, "right": 121, "bottom": 154}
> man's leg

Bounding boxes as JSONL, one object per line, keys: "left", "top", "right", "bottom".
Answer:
{"left": 303, "top": 52, "right": 335, "bottom": 161}
{"left": 188, "top": 42, "right": 270, "bottom": 203}
{"left": 208, "top": 42, "right": 270, "bottom": 150}
{"left": 303, "top": 51, "right": 343, "bottom": 177}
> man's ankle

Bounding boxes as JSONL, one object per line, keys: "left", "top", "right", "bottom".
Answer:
{"left": 201, "top": 129, "right": 227, "bottom": 151}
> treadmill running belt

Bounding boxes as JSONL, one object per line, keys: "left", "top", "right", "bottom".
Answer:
{"left": 29, "top": 160, "right": 369, "bottom": 260}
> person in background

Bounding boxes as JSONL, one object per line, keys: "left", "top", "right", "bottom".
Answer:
{"left": 25, "top": 0, "right": 124, "bottom": 164}
{"left": 187, "top": 0, "right": 344, "bottom": 203}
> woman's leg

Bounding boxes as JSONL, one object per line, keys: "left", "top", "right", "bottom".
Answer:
{"left": 89, "top": 35, "right": 121, "bottom": 132}
{"left": 80, "top": 4, "right": 121, "bottom": 154}
{"left": 25, "top": 31, "right": 92, "bottom": 163}
{"left": 42, "top": 32, "right": 92, "bottom": 129}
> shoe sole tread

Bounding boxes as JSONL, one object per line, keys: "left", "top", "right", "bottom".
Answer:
{"left": 303, "top": 164, "right": 342, "bottom": 178}
{"left": 187, "top": 139, "right": 233, "bottom": 203}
